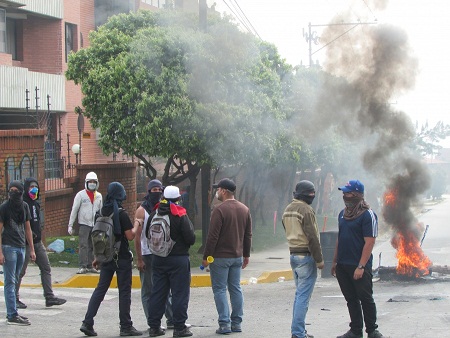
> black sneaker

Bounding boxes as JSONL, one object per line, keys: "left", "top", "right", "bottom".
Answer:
{"left": 16, "top": 299, "right": 27, "bottom": 309}
{"left": 173, "top": 326, "right": 193, "bottom": 337}
{"left": 46, "top": 297, "right": 67, "bottom": 307}
{"left": 7, "top": 315, "right": 30, "bottom": 326}
{"left": 80, "top": 323, "right": 98, "bottom": 336}
{"left": 149, "top": 327, "right": 166, "bottom": 337}
{"left": 368, "top": 330, "right": 384, "bottom": 338}
{"left": 336, "top": 330, "right": 363, "bottom": 338}
{"left": 120, "top": 325, "right": 142, "bottom": 336}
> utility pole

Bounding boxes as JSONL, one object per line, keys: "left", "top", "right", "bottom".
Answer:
{"left": 303, "top": 21, "right": 377, "bottom": 67}
{"left": 199, "top": 0, "right": 207, "bottom": 32}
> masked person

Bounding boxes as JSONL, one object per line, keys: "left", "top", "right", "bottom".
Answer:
{"left": 134, "top": 180, "right": 179, "bottom": 329}
{"left": 80, "top": 182, "right": 142, "bottom": 337}
{"left": 147, "top": 186, "right": 195, "bottom": 338}
{"left": 282, "top": 180, "right": 324, "bottom": 338}
{"left": 0, "top": 181, "right": 36, "bottom": 325}
{"left": 68, "top": 172, "right": 103, "bottom": 274}
{"left": 332, "top": 180, "right": 384, "bottom": 338}
{"left": 16, "top": 178, "right": 66, "bottom": 309}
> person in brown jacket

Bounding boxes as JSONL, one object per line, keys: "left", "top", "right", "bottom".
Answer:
{"left": 202, "top": 178, "right": 252, "bottom": 335}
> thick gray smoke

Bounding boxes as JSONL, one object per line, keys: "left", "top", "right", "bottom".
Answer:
{"left": 316, "top": 5, "right": 431, "bottom": 250}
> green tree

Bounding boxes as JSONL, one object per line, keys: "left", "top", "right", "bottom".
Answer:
{"left": 66, "top": 10, "right": 296, "bottom": 222}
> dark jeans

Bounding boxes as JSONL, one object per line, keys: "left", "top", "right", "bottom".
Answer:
{"left": 140, "top": 254, "right": 173, "bottom": 323}
{"left": 336, "top": 264, "right": 378, "bottom": 335}
{"left": 83, "top": 257, "right": 133, "bottom": 329}
{"left": 147, "top": 255, "right": 191, "bottom": 331}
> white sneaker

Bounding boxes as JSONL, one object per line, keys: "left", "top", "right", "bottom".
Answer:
{"left": 76, "top": 268, "right": 87, "bottom": 274}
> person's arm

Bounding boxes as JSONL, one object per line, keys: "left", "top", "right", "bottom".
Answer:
{"left": 134, "top": 207, "right": 145, "bottom": 272}
{"left": 242, "top": 211, "right": 252, "bottom": 269}
{"left": 25, "top": 220, "right": 36, "bottom": 262}
{"left": 0, "top": 221, "right": 4, "bottom": 265}
{"left": 331, "top": 237, "right": 339, "bottom": 277}
{"left": 353, "top": 237, "right": 376, "bottom": 280}
{"left": 67, "top": 192, "right": 81, "bottom": 234}
{"left": 302, "top": 210, "right": 324, "bottom": 269}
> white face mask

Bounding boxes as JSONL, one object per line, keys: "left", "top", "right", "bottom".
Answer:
{"left": 88, "top": 183, "right": 97, "bottom": 191}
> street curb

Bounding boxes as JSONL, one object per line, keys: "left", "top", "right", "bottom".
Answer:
{"left": 2, "top": 269, "right": 294, "bottom": 289}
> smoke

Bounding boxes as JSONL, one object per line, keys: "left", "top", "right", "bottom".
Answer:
{"left": 315, "top": 2, "right": 431, "bottom": 239}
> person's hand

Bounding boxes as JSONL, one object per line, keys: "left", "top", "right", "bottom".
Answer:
{"left": 316, "top": 261, "right": 325, "bottom": 269}
{"left": 30, "top": 251, "right": 36, "bottom": 262}
{"left": 201, "top": 259, "right": 209, "bottom": 269}
{"left": 68, "top": 226, "right": 73, "bottom": 235}
{"left": 242, "top": 257, "right": 249, "bottom": 269}
{"left": 137, "top": 258, "right": 145, "bottom": 272}
{"left": 331, "top": 263, "right": 337, "bottom": 277}
{"left": 353, "top": 267, "right": 364, "bottom": 280}
{"left": 92, "top": 259, "right": 99, "bottom": 270}
{"left": 0, "top": 252, "right": 4, "bottom": 265}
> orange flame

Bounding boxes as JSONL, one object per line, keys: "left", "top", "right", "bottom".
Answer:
{"left": 393, "top": 232, "right": 432, "bottom": 277}
{"left": 384, "top": 188, "right": 432, "bottom": 277}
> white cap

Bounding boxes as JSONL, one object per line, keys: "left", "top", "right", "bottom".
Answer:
{"left": 164, "top": 186, "right": 181, "bottom": 199}
{"left": 85, "top": 172, "right": 98, "bottom": 181}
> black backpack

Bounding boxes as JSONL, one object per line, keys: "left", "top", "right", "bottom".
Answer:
{"left": 91, "top": 209, "right": 122, "bottom": 264}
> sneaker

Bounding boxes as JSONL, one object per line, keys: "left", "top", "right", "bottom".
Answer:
{"left": 7, "top": 315, "right": 30, "bottom": 326}
{"left": 77, "top": 268, "right": 88, "bottom": 274}
{"left": 173, "top": 326, "right": 193, "bottom": 337}
{"left": 87, "top": 268, "right": 99, "bottom": 274}
{"left": 16, "top": 299, "right": 27, "bottom": 309}
{"left": 292, "top": 334, "right": 313, "bottom": 338}
{"left": 368, "top": 330, "right": 384, "bottom": 338}
{"left": 149, "top": 327, "right": 166, "bottom": 337}
{"left": 120, "top": 325, "right": 143, "bottom": 336}
{"left": 215, "top": 326, "right": 232, "bottom": 335}
{"left": 80, "top": 323, "right": 98, "bottom": 336}
{"left": 231, "top": 325, "right": 242, "bottom": 332}
{"left": 46, "top": 297, "right": 67, "bottom": 307}
{"left": 337, "top": 330, "right": 363, "bottom": 338}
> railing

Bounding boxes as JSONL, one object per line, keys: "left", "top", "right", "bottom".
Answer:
{"left": 44, "top": 156, "right": 78, "bottom": 192}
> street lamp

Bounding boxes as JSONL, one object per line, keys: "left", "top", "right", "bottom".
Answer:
{"left": 72, "top": 144, "right": 80, "bottom": 165}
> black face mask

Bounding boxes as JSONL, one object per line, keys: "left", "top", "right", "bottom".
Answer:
{"left": 149, "top": 191, "right": 162, "bottom": 205}
{"left": 9, "top": 190, "right": 23, "bottom": 205}
{"left": 295, "top": 193, "right": 315, "bottom": 205}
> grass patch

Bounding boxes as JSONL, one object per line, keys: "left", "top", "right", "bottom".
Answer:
{"left": 45, "top": 222, "right": 290, "bottom": 268}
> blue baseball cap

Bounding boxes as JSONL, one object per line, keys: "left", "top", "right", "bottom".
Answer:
{"left": 338, "top": 180, "right": 364, "bottom": 193}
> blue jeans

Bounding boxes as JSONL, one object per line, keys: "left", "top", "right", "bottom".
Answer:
{"left": 209, "top": 257, "right": 244, "bottom": 328}
{"left": 290, "top": 254, "right": 317, "bottom": 338}
{"left": 2, "top": 245, "right": 25, "bottom": 319}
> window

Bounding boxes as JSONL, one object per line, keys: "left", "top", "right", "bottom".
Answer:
{"left": 0, "top": 9, "right": 6, "bottom": 53}
{"left": 65, "top": 23, "right": 77, "bottom": 62}
{"left": 6, "top": 18, "right": 17, "bottom": 59}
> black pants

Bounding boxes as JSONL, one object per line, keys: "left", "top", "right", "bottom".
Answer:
{"left": 83, "top": 257, "right": 133, "bottom": 329}
{"left": 336, "top": 264, "right": 378, "bottom": 335}
{"left": 147, "top": 255, "right": 191, "bottom": 331}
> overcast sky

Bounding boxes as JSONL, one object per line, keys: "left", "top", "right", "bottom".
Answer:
{"left": 210, "top": 0, "right": 450, "bottom": 146}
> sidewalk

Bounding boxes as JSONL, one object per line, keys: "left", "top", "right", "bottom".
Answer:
{"left": 5, "top": 242, "right": 295, "bottom": 289}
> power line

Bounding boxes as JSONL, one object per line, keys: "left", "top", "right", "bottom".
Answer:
{"left": 221, "top": 0, "right": 261, "bottom": 39}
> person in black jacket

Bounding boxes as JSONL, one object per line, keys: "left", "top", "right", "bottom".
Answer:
{"left": 16, "top": 177, "right": 66, "bottom": 309}
{"left": 147, "top": 186, "right": 196, "bottom": 338}
{"left": 80, "top": 182, "right": 142, "bottom": 337}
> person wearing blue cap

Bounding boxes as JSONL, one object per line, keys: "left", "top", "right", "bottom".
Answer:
{"left": 332, "top": 180, "right": 384, "bottom": 338}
